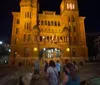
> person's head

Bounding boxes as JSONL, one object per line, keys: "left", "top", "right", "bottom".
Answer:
{"left": 66, "top": 63, "right": 77, "bottom": 80}
{"left": 49, "top": 60, "right": 55, "bottom": 67}
{"left": 65, "top": 59, "right": 69, "bottom": 64}
{"left": 57, "top": 60, "right": 59, "bottom": 63}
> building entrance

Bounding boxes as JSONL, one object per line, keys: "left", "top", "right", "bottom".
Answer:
{"left": 41, "top": 48, "right": 61, "bottom": 59}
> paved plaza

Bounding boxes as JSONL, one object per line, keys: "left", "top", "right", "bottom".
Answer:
{"left": 0, "top": 62, "right": 100, "bottom": 85}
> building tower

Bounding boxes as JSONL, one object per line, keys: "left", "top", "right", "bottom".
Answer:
{"left": 10, "top": 0, "right": 39, "bottom": 65}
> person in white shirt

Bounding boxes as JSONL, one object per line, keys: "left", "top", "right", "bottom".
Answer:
{"left": 47, "top": 60, "right": 59, "bottom": 85}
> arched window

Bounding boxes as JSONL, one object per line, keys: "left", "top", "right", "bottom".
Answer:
{"left": 45, "top": 21, "right": 47, "bottom": 25}
{"left": 55, "top": 21, "right": 57, "bottom": 26}
{"left": 72, "top": 48, "right": 76, "bottom": 57}
{"left": 40, "top": 36, "right": 42, "bottom": 42}
{"left": 72, "top": 4, "right": 75, "bottom": 9}
{"left": 51, "top": 21, "right": 53, "bottom": 26}
{"left": 67, "top": 4, "right": 69, "bottom": 9}
{"left": 48, "top": 21, "right": 50, "bottom": 26}
{"left": 24, "top": 34, "right": 26, "bottom": 42}
{"left": 28, "top": 35, "right": 31, "bottom": 41}
{"left": 70, "top": 3, "right": 73, "bottom": 10}
{"left": 27, "top": 12, "right": 29, "bottom": 18}
{"left": 58, "top": 21, "right": 60, "bottom": 26}
{"left": 17, "top": 19, "right": 20, "bottom": 24}
{"left": 41, "top": 21, "right": 43, "bottom": 25}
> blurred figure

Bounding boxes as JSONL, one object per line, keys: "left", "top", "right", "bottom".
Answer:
{"left": 44, "top": 60, "right": 49, "bottom": 73}
{"left": 62, "top": 63, "right": 80, "bottom": 85}
{"left": 56, "top": 60, "right": 61, "bottom": 77}
{"left": 33, "top": 59, "right": 40, "bottom": 80}
{"left": 63, "top": 59, "right": 69, "bottom": 73}
{"left": 47, "top": 60, "right": 59, "bottom": 85}
{"left": 73, "top": 61, "right": 78, "bottom": 72}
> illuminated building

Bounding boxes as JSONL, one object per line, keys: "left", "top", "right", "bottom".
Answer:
{"left": 9, "top": 0, "right": 88, "bottom": 66}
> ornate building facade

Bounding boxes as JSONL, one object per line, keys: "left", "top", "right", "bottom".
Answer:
{"left": 9, "top": 0, "right": 88, "bottom": 66}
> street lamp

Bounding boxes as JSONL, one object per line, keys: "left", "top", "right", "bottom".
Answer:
{"left": 0, "top": 41, "right": 3, "bottom": 44}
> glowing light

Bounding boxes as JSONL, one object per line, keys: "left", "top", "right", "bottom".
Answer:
{"left": 34, "top": 48, "right": 38, "bottom": 51}
{"left": 43, "top": 36, "right": 45, "bottom": 39}
{"left": 67, "top": 4, "right": 69, "bottom": 9}
{"left": 9, "top": 49, "right": 11, "bottom": 52}
{"left": 0, "top": 41, "right": 3, "bottom": 44}
{"left": 72, "top": 4, "right": 75, "bottom": 9}
{"left": 66, "top": 48, "right": 70, "bottom": 52}
{"left": 55, "top": 48, "right": 57, "bottom": 51}
{"left": 43, "top": 48, "right": 46, "bottom": 51}
{"left": 70, "top": 3, "right": 72, "bottom": 10}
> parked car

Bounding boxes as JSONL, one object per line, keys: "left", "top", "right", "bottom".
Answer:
{"left": 80, "top": 76, "right": 100, "bottom": 85}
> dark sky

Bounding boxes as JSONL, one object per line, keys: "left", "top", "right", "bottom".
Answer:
{"left": 0, "top": 0, "right": 99, "bottom": 41}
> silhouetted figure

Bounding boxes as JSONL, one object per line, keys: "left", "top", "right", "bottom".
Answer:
{"left": 18, "top": 76, "right": 24, "bottom": 85}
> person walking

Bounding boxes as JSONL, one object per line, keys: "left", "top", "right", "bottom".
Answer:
{"left": 47, "top": 60, "right": 59, "bottom": 85}
{"left": 61, "top": 63, "right": 80, "bottom": 85}
{"left": 44, "top": 60, "right": 49, "bottom": 73}
{"left": 33, "top": 59, "right": 40, "bottom": 80}
{"left": 56, "top": 60, "right": 61, "bottom": 77}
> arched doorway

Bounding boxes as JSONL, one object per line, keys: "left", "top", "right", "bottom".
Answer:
{"left": 40, "top": 48, "right": 62, "bottom": 59}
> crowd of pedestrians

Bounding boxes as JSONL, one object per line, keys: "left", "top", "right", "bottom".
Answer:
{"left": 32, "top": 59, "right": 80, "bottom": 85}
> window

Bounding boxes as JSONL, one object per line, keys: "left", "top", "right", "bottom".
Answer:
{"left": 24, "top": 34, "right": 26, "bottom": 42}
{"left": 27, "top": 12, "right": 29, "bottom": 18}
{"left": 60, "top": 37, "right": 62, "bottom": 40}
{"left": 17, "top": 19, "right": 20, "bottom": 24}
{"left": 41, "top": 21, "right": 43, "bottom": 25}
{"left": 55, "top": 21, "right": 57, "bottom": 26}
{"left": 72, "top": 48, "right": 76, "bottom": 57}
{"left": 45, "top": 21, "right": 47, "bottom": 25}
{"left": 51, "top": 21, "right": 53, "bottom": 26}
{"left": 40, "top": 36, "right": 42, "bottom": 42}
{"left": 48, "top": 21, "right": 50, "bottom": 26}
{"left": 67, "top": 4, "right": 69, "bottom": 9}
{"left": 16, "top": 28, "right": 19, "bottom": 34}
{"left": 58, "top": 21, "right": 60, "bottom": 26}
{"left": 28, "top": 35, "right": 31, "bottom": 41}
{"left": 72, "top": 4, "right": 75, "bottom": 9}
{"left": 30, "top": 12, "right": 31, "bottom": 18}
{"left": 47, "top": 36, "right": 49, "bottom": 41}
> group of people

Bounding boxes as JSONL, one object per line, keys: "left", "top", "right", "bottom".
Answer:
{"left": 33, "top": 59, "right": 80, "bottom": 85}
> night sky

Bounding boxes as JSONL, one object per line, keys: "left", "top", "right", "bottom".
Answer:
{"left": 0, "top": 0, "right": 99, "bottom": 41}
